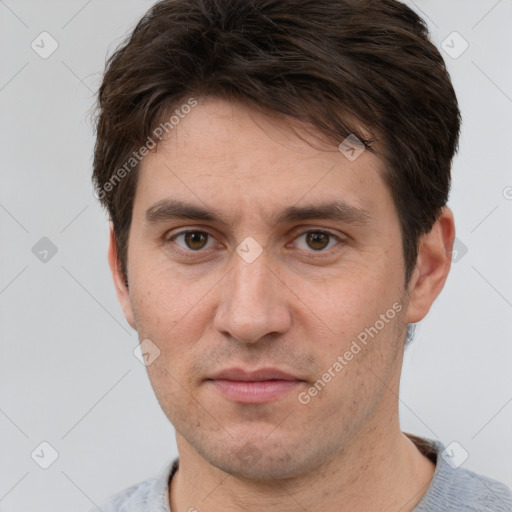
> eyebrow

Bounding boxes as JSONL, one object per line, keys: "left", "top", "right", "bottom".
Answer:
{"left": 144, "top": 198, "right": 372, "bottom": 227}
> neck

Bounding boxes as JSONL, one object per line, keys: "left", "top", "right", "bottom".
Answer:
{"left": 169, "top": 415, "right": 435, "bottom": 512}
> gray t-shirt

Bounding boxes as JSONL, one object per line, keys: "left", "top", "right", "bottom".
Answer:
{"left": 90, "top": 437, "right": 512, "bottom": 511}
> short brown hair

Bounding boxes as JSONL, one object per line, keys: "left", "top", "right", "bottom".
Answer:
{"left": 92, "top": 0, "right": 461, "bottom": 289}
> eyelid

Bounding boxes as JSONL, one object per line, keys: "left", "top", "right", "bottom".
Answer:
{"left": 290, "top": 225, "right": 343, "bottom": 238}
{"left": 165, "top": 226, "right": 343, "bottom": 242}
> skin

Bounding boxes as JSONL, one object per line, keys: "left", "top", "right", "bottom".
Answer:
{"left": 108, "top": 97, "right": 455, "bottom": 512}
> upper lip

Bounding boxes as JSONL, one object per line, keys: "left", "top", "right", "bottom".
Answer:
{"left": 208, "top": 367, "right": 302, "bottom": 381}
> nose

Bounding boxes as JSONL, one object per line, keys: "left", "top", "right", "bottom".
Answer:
{"left": 213, "top": 247, "right": 292, "bottom": 344}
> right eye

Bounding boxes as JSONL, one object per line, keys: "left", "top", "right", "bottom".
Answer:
{"left": 167, "top": 230, "right": 217, "bottom": 252}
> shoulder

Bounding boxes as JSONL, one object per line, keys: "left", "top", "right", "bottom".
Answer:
{"left": 412, "top": 437, "right": 512, "bottom": 512}
{"left": 440, "top": 465, "right": 512, "bottom": 511}
{"left": 87, "top": 459, "right": 178, "bottom": 512}
{"left": 89, "top": 479, "right": 154, "bottom": 512}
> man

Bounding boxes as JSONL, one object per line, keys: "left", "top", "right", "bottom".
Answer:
{"left": 90, "top": 0, "right": 512, "bottom": 510}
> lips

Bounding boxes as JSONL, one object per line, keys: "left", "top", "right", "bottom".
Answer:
{"left": 207, "top": 367, "right": 304, "bottom": 404}
{"left": 208, "top": 367, "right": 302, "bottom": 382}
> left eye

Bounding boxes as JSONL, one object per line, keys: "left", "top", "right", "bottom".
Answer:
{"left": 293, "top": 231, "right": 340, "bottom": 251}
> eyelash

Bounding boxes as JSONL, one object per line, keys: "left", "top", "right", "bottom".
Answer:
{"left": 164, "top": 228, "right": 344, "bottom": 258}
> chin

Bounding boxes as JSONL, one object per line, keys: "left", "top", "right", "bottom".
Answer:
{"left": 193, "top": 434, "right": 328, "bottom": 481}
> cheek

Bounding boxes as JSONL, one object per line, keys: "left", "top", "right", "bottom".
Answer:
{"left": 129, "top": 283, "right": 214, "bottom": 409}
{"left": 288, "top": 264, "right": 399, "bottom": 341}
{"left": 129, "top": 257, "right": 216, "bottom": 337}
{"left": 303, "top": 315, "right": 405, "bottom": 431}
{"left": 295, "top": 270, "right": 406, "bottom": 394}
{"left": 145, "top": 359, "right": 203, "bottom": 429}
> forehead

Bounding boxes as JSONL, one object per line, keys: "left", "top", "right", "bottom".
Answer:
{"left": 134, "top": 97, "right": 392, "bottom": 224}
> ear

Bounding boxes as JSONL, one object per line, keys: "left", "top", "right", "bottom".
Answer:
{"left": 405, "top": 207, "right": 455, "bottom": 324}
{"left": 108, "top": 223, "right": 136, "bottom": 330}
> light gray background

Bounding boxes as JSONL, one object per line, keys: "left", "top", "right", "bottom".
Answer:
{"left": 1, "top": 1, "right": 511, "bottom": 510}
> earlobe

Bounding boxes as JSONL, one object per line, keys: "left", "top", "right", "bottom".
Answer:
{"left": 405, "top": 207, "right": 455, "bottom": 324}
{"left": 107, "top": 223, "right": 137, "bottom": 330}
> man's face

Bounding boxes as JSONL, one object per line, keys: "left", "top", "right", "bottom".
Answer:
{"left": 116, "top": 97, "right": 413, "bottom": 479}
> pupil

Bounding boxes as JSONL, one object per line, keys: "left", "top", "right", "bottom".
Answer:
{"left": 307, "top": 232, "right": 328, "bottom": 250}
{"left": 186, "top": 232, "right": 206, "bottom": 250}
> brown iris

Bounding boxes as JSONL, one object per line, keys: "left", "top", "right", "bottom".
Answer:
{"left": 306, "top": 232, "right": 330, "bottom": 250}
{"left": 184, "top": 231, "right": 208, "bottom": 250}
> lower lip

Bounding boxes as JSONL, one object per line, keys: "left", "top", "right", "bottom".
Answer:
{"left": 209, "top": 379, "right": 302, "bottom": 403}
